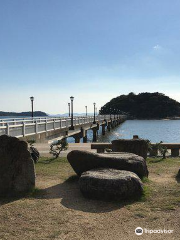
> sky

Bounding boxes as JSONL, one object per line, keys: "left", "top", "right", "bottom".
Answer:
{"left": 0, "top": 0, "right": 180, "bottom": 114}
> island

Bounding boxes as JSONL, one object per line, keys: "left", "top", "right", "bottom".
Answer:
{"left": 0, "top": 111, "right": 48, "bottom": 117}
{"left": 100, "top": 92, "right": 180, "bottom": 119}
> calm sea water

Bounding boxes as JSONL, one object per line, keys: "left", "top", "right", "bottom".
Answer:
{"left": 68, "top": 120, "right": 180, "bottom": 143}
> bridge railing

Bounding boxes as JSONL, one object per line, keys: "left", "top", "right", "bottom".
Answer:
{"left": 0, "top": 115, "right": 126, "bottom": 138}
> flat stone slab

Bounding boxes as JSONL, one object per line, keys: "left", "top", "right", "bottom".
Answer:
{"left": 79, "top": 168, "right": 143, "bottom": 200}
{"left": 67, "top": 150, "right": 148, "bottom": 178}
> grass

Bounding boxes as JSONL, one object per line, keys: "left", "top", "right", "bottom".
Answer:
{"left": 35, "top": 156, "right": 180, "bottom": 211}
{"left": 35, "top": 157, "right": 73, "bottom": 180}
{"left": 126, "top": 156, "right": 180, "bottom": 219}
{"left": 0, "top": 155, "right": 180, "bottom": 239}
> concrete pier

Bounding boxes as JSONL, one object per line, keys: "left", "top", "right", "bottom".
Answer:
{"left": 0, "top": 115, "right": 127, "bottom": 143}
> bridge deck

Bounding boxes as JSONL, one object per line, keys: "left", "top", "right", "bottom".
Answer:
{"left": 0, "top": 115, "right": 126, "bottom": 142}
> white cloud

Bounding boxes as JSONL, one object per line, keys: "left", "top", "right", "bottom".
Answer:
{"left": 153, "top": 45, "right": 162, "bottom": 50}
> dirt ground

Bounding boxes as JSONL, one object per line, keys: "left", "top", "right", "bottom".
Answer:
{"left": 0, "top": 156, "right": 180, "bottom": 240}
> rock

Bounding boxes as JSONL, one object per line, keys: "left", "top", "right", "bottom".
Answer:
{"left": 79, "top": 168, "right": 143, "bottom": 200}
{"left": 112, "top": 139, "right": 148, "bottom": 159}
{"left": 67, "top": 150, "right": 148, "bottom": 178}
{"left": 0, "top": 135, "right": 35, "bottom": 197}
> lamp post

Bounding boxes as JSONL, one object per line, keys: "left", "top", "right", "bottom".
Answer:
{"left": 30, "top": 96, "right": 34, "bottom": 118}
{"left": 69, "top": 96, "right": 74, "bottom": 130}
{"left": 68, "top": 103, "right": 70, "bottom": 117}
{"left": 85, "top": 106, "right": 87, "bottom": 117}
{"left": 93, "top": 103, "right": 96, "bottom": 124}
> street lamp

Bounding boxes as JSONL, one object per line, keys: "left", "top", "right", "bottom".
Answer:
{"left": 69, "top": 96, "right": 74, "bottom": 130}
{"left": 93, "top": 102, "right": 96, "bottom": 124}
{"left": 85, "top": 106, "right": 87, "bottom": 117}
{"left": 68, "top": 103, "right": 70, "bottom": 117}
{"left": 30, "top": 96, "right": 34, "bottom": 118}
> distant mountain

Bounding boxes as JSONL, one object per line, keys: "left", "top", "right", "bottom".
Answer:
{"left": 100, "top": 92, "right": 180, "bottom": 119}
{"left": 50, "top": 113, "right": 94, "bottom": 117}
{"left": 0, "top": 111, "right": 47, "bottom": 117}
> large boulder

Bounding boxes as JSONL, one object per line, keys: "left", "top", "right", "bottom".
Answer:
{"left": 112, "top": 139, "right": 148, "bottom": 159}
{"left": 67, "top": 150, "right": 148, "bottom": 178}
{"left": 79, "top": 168, "right": 143, "bottom": 200}
{"left": 0, "top": 135, "right": 35, "bottom": 196}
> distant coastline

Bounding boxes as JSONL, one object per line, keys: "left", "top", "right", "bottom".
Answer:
{"left": 0, "top": 111, "right": 47, "bottom": 117}
{"left": 128, "top": 117, "right": 180, "bottom": 120}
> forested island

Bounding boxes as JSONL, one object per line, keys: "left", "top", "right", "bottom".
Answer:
{"left": 100, "top": 92, "right": 180, "bottom": 119}
{"left": 0, "top": 111, "right": 47, "bottom": 117}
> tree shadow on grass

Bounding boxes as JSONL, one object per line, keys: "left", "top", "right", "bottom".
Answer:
{"left": 38, "top": 158, "right": 59, "bottom": 164}
{"left": 148, "top": 158, "right": 164, "bottom": 164}
{"left": 0, "top": 175, "right": 143, "bottom": 213}
{"left": 33, "top": 175, "right": 143, "bottom": 213}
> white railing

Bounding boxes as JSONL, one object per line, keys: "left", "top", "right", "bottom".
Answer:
{"left": 0, "top": 115, "right": 126, "bottom": 138}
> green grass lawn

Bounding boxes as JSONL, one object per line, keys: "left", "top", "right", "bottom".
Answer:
{"left": 0, "top": 156, "right": 180, "bottom": 240}
{"left": 35, "top": 156, "right": 180, "bottom": 213}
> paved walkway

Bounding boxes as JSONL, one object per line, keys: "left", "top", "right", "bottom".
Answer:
{"left": 34, "top": 143, "right": 95, "bottom": 157}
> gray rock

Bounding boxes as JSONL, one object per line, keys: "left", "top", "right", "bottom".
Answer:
{"left": 0, "top": 135, "right": 35, "bottom": 197}
{"left": 67, "top": 150, "right": 148, "bottom": 178}
{"left": 112, "top": 139, "right": 148, "bottom": 159}
{"left": 79, "top": 168, "right": 143, "bottom": 200}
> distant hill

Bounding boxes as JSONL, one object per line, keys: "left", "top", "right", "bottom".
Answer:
{"left": 51, "top": 113, "right": 94, "bottom": 117}
{"left": 100, "top": 92, "right": 180, "bottom": 119}
{"left": 0, "top": 111, "right": 48, "bottom": 117}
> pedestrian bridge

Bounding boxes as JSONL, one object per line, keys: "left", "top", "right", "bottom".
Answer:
{"left": 0, "top": 115, "right": 127, "bottom": 143}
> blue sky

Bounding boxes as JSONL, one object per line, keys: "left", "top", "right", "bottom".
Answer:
{"left": 0, "top": 0, "right": 180, "bottom": 114}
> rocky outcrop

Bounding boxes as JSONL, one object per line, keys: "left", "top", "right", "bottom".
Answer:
{"left": 0, "top": 135, "right": 35, "bottom": 196}
{"left": 112, "top": 139, "right": 148, "bottom": 159}
{"left": 67, "top": 150, "right": 148, "bottom": 178}
{"left": 79, "top": 168, "right": 143, "bottom": 200}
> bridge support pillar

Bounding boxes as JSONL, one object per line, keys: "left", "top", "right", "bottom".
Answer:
{"left": 83, "top": 130, "right": 88, "bottom": 143}
{"left": 102, "top": 124, "right": 106, "bottom": 135}
{"left": 111, "top": 120, "right": 114, "bottom": 128}
{"left": 107, "top": 122, "right": 111, "bottom": 131}
{"left": 74, "top": 136, "right": 81, "bottom": 143}
{"left": 73, "top": 129, "right": 83, "bottom": 143}
{"left": 83, "top": 135, "right": 87, "bottom": 143}
{"left": 92, "top": 129, "right": 97, "bottom": 142}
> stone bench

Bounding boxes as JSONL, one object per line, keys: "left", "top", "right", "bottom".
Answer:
{"left": 91, "top": 143, "right": 112, "bottom": 153}
{"left": 151, "top": 143, "right": 180, "bottom": 157}
{"left": 91, "top": 142, "right": 180, "bottom": 157}
{"left": 92, "top": 139, "right": 148, "bottom": 159}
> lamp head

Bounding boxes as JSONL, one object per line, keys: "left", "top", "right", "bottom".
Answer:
{"left": 30, "top": 96, "right": 34, "bottom": 101}
{"left": 70, "top": 96, "right": 74, "bottom": 101}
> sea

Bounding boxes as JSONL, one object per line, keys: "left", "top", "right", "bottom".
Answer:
{"left": 69, "top": 120, "right": 180, "bottom": 143}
